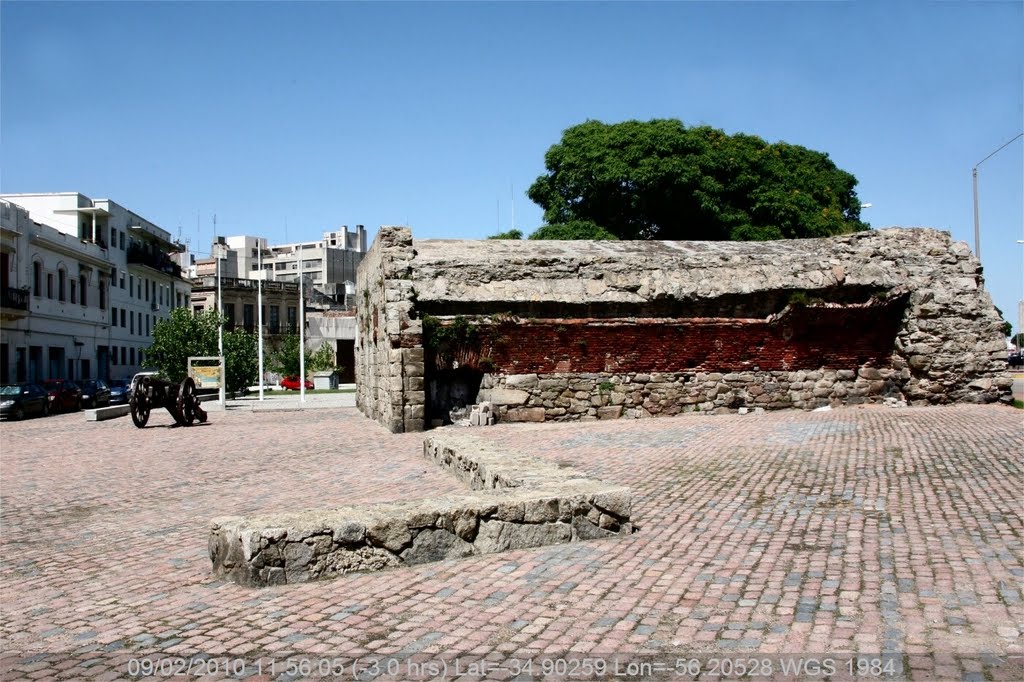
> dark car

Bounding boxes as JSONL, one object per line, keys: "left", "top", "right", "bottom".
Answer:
{"left": 109, "top": 379, "right": 131, "bottom": 405}
{"left": 0, "top": 383, "right": 50, "bottom": 420}
{"left": 41, "top": 379, "right": 82, "bottom": 413}
{"left": 80, "top": 379, "right": 111, "bottom": 408}
{"left": 280, "top": 376, "right": 313, "bottom": 390}
{"left": 1009, "top": 351, "right": 1023, "bottom": 368}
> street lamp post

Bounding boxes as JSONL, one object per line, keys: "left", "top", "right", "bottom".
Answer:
{"left": 257, "top": 242, "right": 265, "bottom": 401}
{"left": 298, "top": 242, "right": 306, "bottom": 404}
{"left": 973, "top": 133, "right": 1023, "bottom": 263}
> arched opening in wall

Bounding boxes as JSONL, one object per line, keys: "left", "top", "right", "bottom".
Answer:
{"left": 426, "top": 366, "right": 484, "bottom": 426}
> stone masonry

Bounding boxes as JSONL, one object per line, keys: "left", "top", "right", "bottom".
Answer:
{"left": 208, "top": 432, "right": 632, "bottom": 587}
{"left": 355, "top": 227, "right": 1011, "bottom": 432}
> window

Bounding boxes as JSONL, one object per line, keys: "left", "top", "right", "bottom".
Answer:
{"left": 111, "top": 347, "right": 118, "bottom": 366}
{"left": 287, "top": 306, "right": 297, "bottom": 333}
{"left": 58, "top": 268, "right": 66, "bottom": 302}
{"left": 129, "top": 275, "right": 134, "bottom": 298}
{"left": 120, "top": 271, "right": 125, "bottom": 289}
{"left": 99, "top": 281, "right": 106, "bottom": 310}
{"left": 47, "top": 273, "right": 54, "bottom": 299}
{"left": 145, "top": 279, "right": 149, "bottom": 302}
{"left": 243, "top": 304, "right": 254, "bottom": 331}
{"left": 119, "top": 231, "right": 125, "bottom": 250}
{"left": 145, "top": 315, "right": 150, "bottom": 336}
{"left": 139, "top": 350, "right": 144, "bottom": 365}
{"left": 130, "top": 311, "right": 134, "bottom": 334}
{"left": 120, "top": 309, "right": 126, "bottom": 327}
{"left": 159, "top": 285, "right": 164, "bottom": 306}
{"left": 225, "top": 303, "right": 235, "bottom": 330}
{"left": 138, "top": 311, "right": 142, "bottom": 334}
{"left": 111, "top": 306, "right": 117, "bottom": 325}
{"left": 70, "top": 281, "right": 77, "bottom": 304}
{"left": 80, "top": 274, "right": 87, "bottom": 306}
{"left": 33, "top": 261, "right": 42, "bottom": 296}
{"left": 121, "top": 347, "right": 126, "bottom": 365}
{"left": 269, "top": 306, "right": 280, "bottom": 333}
{"left": 130, "top": 348, "right": 135, "bottom": 366}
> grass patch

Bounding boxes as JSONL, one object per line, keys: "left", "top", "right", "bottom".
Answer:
{"left": 1013, "top": 399, "right": 1023, "bottom": 409}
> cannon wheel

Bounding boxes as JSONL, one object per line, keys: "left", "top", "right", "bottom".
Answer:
{"left": 129, "top": 391, "right": 150, "bottom": 428}
{"left": 175, "top": 377, "right": 198, "bottom": 426}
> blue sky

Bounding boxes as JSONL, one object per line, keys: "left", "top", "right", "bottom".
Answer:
{"left": 2, "top": 1, "right": 1022, "bottom": 333}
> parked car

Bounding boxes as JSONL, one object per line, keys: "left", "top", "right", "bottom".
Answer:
{"left": 41, "top": 379, "right": 82, "bottom": 413}
{"left": 0, "top": 383, "right": 50, "bottom": 420}
{"left": 109, "top": 379, "right": 131, "bottom": 405}
{"left": 1008, "top": 350, "right": 1023, "bottom": 368}
{"left": 79, "top": 379, "right": 112, "bottom": 408}
{"left": 279, "top": 376, "right": 313, "bottom": 391}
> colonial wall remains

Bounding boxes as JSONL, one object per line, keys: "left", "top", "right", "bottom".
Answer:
{"left": 354, "top": 228, "right": 422, "bottom": 432}
{"left": 356, "top": 227, "right": 1012, "bottom": 432}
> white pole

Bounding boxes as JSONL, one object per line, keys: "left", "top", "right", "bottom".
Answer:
{"left": 298, "top": 242, "right": 306, "bottom": 404}
{"left": 216, "top": 240, "right": 225, "bottom": 408}
{"left": 257, "top": 241, "right": 264, "bottom": 401}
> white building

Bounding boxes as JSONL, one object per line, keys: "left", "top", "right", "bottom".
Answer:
{"left": 195, "top": 226, "right": 367, "bottom": 307}
{"left": 0, "top": 192, "right": 191, "bottom": 383}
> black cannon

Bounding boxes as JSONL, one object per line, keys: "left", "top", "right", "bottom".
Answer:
{"left": 129, "top": 376, "right": 208, "bottom": 428}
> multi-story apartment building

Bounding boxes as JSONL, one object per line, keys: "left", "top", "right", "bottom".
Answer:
{"left": 195, "top": 226, "right": 367, "bottom": 307}
{"left": 0, "top": 192, "right": 190, "bottom": 383}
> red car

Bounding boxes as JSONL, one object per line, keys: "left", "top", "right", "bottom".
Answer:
{"left": 41, "top": 379, "right": 82, "bottom": 412}
{"left": 279, "top": 376, "right": 313, "bottom": 390}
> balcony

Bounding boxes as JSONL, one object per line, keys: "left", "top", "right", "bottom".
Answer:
{"left": 1, "top": 286, "right": 30, "bottom": 321}
{"left": 127, "top": 244, "right": 182, "bottom": 278}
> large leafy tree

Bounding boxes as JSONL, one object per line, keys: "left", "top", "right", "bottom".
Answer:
{"left": 528, "top": 119, "right": 868, "bottom": 241}
{"left": 146, "top": 308, "right": 258, "bottom": 393}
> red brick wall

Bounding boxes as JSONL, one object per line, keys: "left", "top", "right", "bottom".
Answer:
{"left": 472, "top": 306, "right": 902, "bottom": 374}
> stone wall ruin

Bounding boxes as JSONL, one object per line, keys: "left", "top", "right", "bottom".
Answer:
{"left": 209, "top": 432, "right": 633, "bottom": 586}
{"left": 355, "top": 227, "right": 1012, "bottom": 432}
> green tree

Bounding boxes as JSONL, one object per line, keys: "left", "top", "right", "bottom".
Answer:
{"left": 528, "top": 119, "right": 868, "bottom": 241}
{"left": 528, "top": 220, "right": 619, "bottom": 240}
{"left": 146, "top": 308, "right": 258, "bottom": 393}
{"left": 268, "top": 334, "right": 301, "bottom": 378}
{"left": 268, "top": 336, "right": 341, "bottom": 378}
{"left": 487, "top": 229, "right": 523, "bottom": 240}
{"left": 307, "top": 341, "right": 341, "bottom": 374}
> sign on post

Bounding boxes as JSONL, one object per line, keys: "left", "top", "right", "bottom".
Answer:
{"left": 188, "top": 356, "right": 224, "bottom": 390}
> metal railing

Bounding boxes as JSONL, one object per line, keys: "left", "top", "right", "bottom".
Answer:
{"left": 2, "top": 286, "right": 29, "bottom": 312}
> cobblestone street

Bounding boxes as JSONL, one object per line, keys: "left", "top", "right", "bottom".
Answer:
{"left": 1, "top": 405, "right": 1021, "bottom": 680}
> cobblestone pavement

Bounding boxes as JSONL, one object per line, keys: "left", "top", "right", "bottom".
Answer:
{"left": 1, "top": 405, "right": 1021, "bottom": 681}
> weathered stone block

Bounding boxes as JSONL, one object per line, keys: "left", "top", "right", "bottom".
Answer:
{"left": 597, "top": 405, "right": 624, "bottom": 420}
{"left": 504, "top": 407, "right": 546, "bottom": 422}
{"left": 474, "top": 520, "right": 572, "bottom": 553}
{"left": 401, "top": 529, "right": 475, "bottom": 565}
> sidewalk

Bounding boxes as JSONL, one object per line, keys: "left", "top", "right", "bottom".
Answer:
{"left": 203, "top": 385, "right": 357, "bottom": 411}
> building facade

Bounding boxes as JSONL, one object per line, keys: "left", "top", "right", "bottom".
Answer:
{"left": 194, "top": 226, "right": 367, "bottom": 307}
{"left": 0, "top": 192, "right": 190, "bottom": 384}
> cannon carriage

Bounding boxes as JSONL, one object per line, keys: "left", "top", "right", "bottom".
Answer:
{"left": 129, "top": 375, "right": 208, "bottom": 428}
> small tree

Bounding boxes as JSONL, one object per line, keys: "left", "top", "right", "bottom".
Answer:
{"left": 146, "top": 308, "right": 258, "bottom": 393}
{"left": 529, "top": 220, "right": 619, "bottom": 240}
{"left": 268, "top": 334, "right": 302, "bottom": 378}
{"left": 307, "top": 341, "right": 339, "bottom": 374}
{"left": 487, "top": 229, "right": 523, "bottom": 240}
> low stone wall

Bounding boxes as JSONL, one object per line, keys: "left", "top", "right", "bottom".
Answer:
{"left": 480, "top": 363, "right": 1014, "bottom": 423}
{"left": 209, "top": 433, "right": 632, "bottom": 587}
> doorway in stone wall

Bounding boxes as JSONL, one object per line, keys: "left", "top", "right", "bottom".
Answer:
{"left": 426, "top": 366, "right": 484, "bottom": 426}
